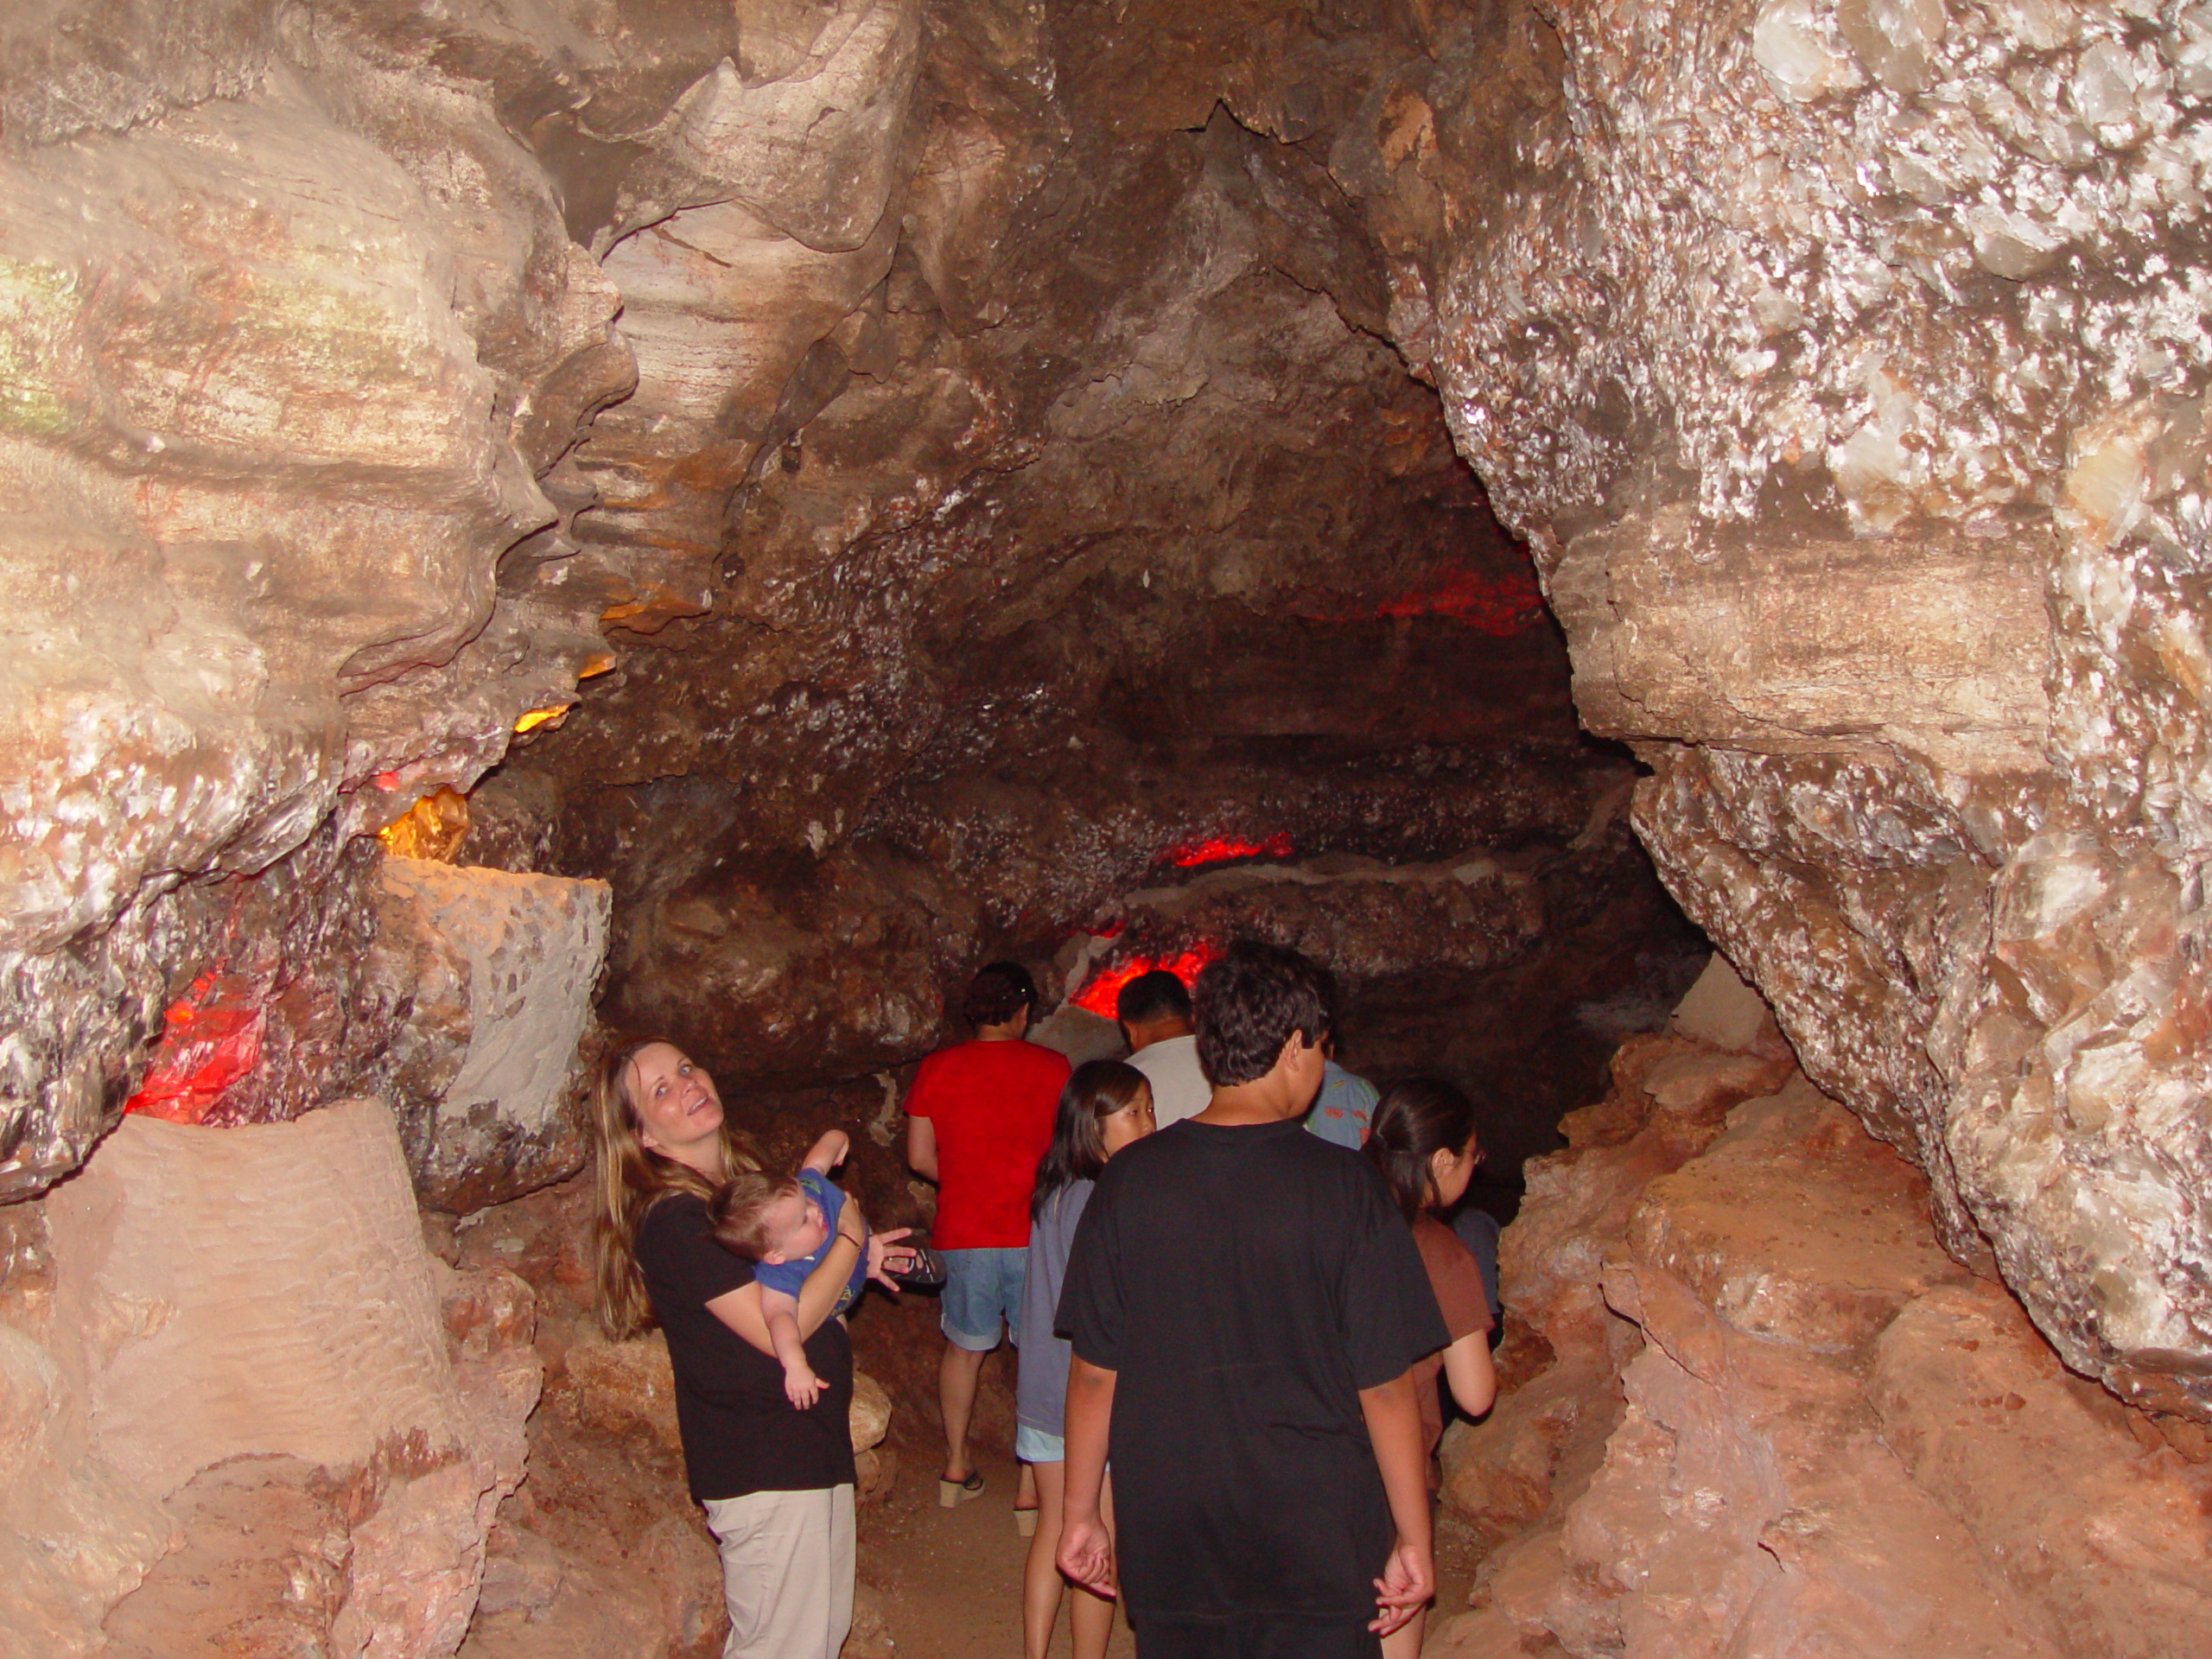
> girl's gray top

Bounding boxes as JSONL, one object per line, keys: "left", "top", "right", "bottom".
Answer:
{"left": 1014, "top": 1177, "right": 1095, "bottom": 1437}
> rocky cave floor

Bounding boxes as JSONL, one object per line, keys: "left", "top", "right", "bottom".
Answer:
{"left": 849, "top": 1448, "right": 1491, "bottom": 1659}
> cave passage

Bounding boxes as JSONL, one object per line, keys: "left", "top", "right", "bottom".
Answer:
{"left": 8, "top": 0, "right": 2212, "bottom": 1654}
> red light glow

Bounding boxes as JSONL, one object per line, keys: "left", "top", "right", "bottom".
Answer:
{"left": 1072, "top": 944, "right": 1224, "bottom": 1018}
{"left": 1162, "top": 832, "right": 1294, "bottom": 869}
{"left": 124, "top": 971, "right": 264, "bottom": 1123}
{"left": 1375, "top": 568, "right": 1547, "bottom": 636}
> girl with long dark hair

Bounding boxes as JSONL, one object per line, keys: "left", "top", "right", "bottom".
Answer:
{"left": 1363, "top": 1076, "right": 1499, "bottom": 1658}
{"left": 1014, "top": 1058, "right": 1155, "bottom": 1659}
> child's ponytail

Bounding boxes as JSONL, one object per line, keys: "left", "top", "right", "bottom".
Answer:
{"left": 1363, "top": 1077, "right": 1478, "bottom": 1222}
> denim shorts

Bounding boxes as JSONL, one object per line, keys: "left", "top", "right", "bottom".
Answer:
{"left": 1015, "top": 1423, "right": 1065, "bottom": 1464}
{"left": 940, "top": 1246, "right": 1027, "bottom": 1351}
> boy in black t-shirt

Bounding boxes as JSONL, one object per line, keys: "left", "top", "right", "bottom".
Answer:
{"left": 1056, "top": 942, "right": 1446, "bottom": 1659}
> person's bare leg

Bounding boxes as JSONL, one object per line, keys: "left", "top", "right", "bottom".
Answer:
{"left": 1068, "top": 1470, "right": 1116, "bottom": 1659}
{"left": 1020, "top": 1459, "right": 1067, "bottom": 1659}
{"left": 1018, "top": 1459, "right": 1038, "bottom": 1510}
{"left": 1380, "top": 1602, "right": 1427, "bottom": 1659}
{"left": 939, "top": 1339, "right": 990, "bottom": 1482}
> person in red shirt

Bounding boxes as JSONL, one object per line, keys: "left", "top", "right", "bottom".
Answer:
{"left": 906, "top": 962, "right": 1071, "bottom": 1510}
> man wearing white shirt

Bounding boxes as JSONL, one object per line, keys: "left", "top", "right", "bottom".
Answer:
{"left": 1116, "top": 970, "right": 1211, "bottom": 1126}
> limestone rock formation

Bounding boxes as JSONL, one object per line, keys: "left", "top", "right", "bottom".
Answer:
{"left": 1437, "top": 1027, "right": 2212, "bottom": 1658}
{"left": 0, "top": 4, "right": 631, "bottom": 1200}
{"left": 3, "top": 1099, "right": 538, "bottom": 1658}
{"left": 5, "top": 0, "right": 2207, "bottom": 1639}
{"left": 1375, "top": 0, "right": 2212, "bottom": 1414}
{"left": 0, "top": 0, "right": 1676, "bottom": 1241}
{"left": 367, "top": 857, "right": 612, "bottom": 1211}
{"left": 1669, "top": 952, "right": 1786, "bottom": 1055}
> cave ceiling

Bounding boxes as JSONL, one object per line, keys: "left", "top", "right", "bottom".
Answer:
{"left": 8, "top": 0, "right": 2212, "bottom": 1422}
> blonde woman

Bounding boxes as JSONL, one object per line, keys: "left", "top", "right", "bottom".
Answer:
{"left": 592, "top": 1039, "right": 908, "bottom": 1659}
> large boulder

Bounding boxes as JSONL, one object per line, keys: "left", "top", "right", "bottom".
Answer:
{"left": 1385, "top": 0, "right": 2212, "bottom": 1416}
{"left": 368, "top": 858, "right": 612, "bottom": 1211}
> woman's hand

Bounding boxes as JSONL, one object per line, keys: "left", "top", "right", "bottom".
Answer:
{"left": 866, "top": 1226, "right": 916, "bottom": 1292}
{"left": 836, "top": 1204, "right": 867, "bottom": 1249}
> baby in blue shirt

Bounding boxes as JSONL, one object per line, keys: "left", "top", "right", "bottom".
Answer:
{"left": 709, "top": 1128, "right": 874, "bottom": 1407}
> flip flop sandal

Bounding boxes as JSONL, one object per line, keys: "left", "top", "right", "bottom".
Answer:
{"left": 890, "top": 1241, "right": 947, "bottom": 1289}
{"left": 938, "top": 1469, "right": 985, "bottom": 1508}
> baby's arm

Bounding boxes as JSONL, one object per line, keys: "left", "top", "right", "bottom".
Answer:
{"left": 760, "top": 1286, "right": 823, "bottom": 1408}
{"left": 799, "top": 1128, "right": 850, "bottom": 1175}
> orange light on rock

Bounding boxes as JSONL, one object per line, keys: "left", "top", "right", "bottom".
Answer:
{"left": 1287, "top": 561, "right": 1548, "bottom": 636}
{"left": 513, "top": 703, "right": 570, "bottom": 735}
{"left": 578, "top": 653, "right": 616, "bottom": 678}
{"left": 124, "top": 971, "right": 264, "bottom": 1123}
{"left": 1160, "top": 832, "right": 1294, "bottom": 868}
{"left": 378, "top": 788, "right": 470, "bottom": 861}
{"left": 1072, "top": 944, "right": 1225, "bottom": 1018}
{"left": 1373, "top": 567, "right": 1547, "bottom": 634}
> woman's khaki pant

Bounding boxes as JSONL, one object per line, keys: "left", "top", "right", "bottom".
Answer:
{"left": 701, "top": 1483, "right": 855, "bottom": 1659}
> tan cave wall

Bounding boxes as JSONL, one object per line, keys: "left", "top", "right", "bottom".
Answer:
{"left": 0, "top": 1101, "right": 540, "bottom": 1659}
{"left": 1396, "top": 0, "right": 2212, "bottom": 1421}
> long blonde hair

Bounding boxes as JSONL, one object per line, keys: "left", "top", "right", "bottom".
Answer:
{"left": 591, "top": 1037, "right": 763, "bottom": 1339}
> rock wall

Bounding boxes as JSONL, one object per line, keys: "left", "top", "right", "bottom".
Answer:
{"left": 0, "top": 0, "right": 2197, "bottom": 1492}
{"left": 1, "top": 2, "right": 2206, "bottom": 1643}
{"left": 367, "top": 857, "right": 612, "bottom": 1211}
{"left": 1380, "top": 0, "right": 2212, "bottom": 1417}
{"left": 1438, "top": 1003, "right": 2212, "bottom": 1657}
{"left": 0, "top": 3, "right": 631, "bottom": 1198}
{"left": 0, "top": 1099, "right": 539, "bottom": 1658}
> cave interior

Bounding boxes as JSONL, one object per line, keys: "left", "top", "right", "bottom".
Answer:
{"left": 4, "top": 0, "right": 2212, "bottom": 1655}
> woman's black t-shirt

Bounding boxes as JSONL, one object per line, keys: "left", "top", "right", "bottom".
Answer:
{"left": 634, "top": 1191, "right": 857, "bottom": 1503}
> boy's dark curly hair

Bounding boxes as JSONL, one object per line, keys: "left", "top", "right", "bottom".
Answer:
{"left": 1193, "top": 940, "right": 1333, "bottom": 1087}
